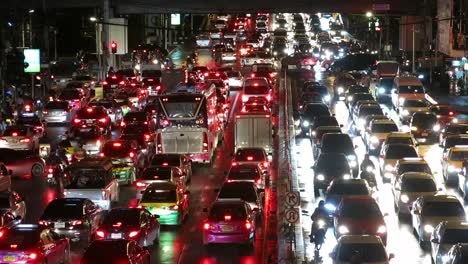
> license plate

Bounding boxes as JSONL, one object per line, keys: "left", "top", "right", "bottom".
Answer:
{"left": 9, "top": 139, "right": 18, "bottom": 143}
{"left": 86, "top": 120, "right": 93, "bottom": 124}
{"left": 421, "top": 133, "right": 428, "bottom": 137}
{"left": 3, "top": 256, "right": 16, "bottom": 262}
{"left": 111, "top": 233, "right": 122, "bottom": 239}
{"left": 111, "top": 85, "right": 117, "bottom": 88}
{"left": 54, "top": 222, "right": 65, "bottom": 228}
{"left": 221, "top": 225, "right": 234, "bottom": 232}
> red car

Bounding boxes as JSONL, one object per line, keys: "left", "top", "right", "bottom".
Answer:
{"left": 333, "top": 196, "right": 387, "bottom": 244}
{"left": 0, "top": 224, "right": 70, "bottom": 264}
{"left": 81, "top": 239, "right": 150, "bottom": 264}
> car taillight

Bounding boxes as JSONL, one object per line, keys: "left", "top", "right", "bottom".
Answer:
{"left": 449, "top": 111, "right": 454, "bottom": 116}
{"left": 251, "top": 73, "right": 255, "bottom": 78}
{"left": 73, "top": 99, "right": 80, "bottom": 102}
{"left": 136, "top": 181, "right": 146, "bottom": 187}
{"left": 96, "top": 230, "right": 105, "bottom": 238}
{"left": 144, "top": 134, "right": 151, "bottom": 141}
{"left": 99, "top": 152, "right": 105, "bottom": 157}
{"left": 242, "top": 94, "right": 248, "bottom": 102}
{"left": 156, "top": 85, "right": 161, "bottom": 91}
{"left": 247, "top": 156, "right": 254, "bottom": 161}
{"left": 42, "top": 110, "right": 48, "bottom": 115}
{"left": 38, "top": 220, "right": 49, "bottom": 226}
{"left": 74, "top": 118, "right": 80, "bottom": 124}
{"left": 231, "top": 162, "right": 237, "bottom": 166}
{"left": 156, "top": 134, "right": 162, "bottom": 153}
{"left": 129, "top": 152, "right": 135, "bottom": 158}
{"left": 262, "top": 161, "right": 269, "bottom": 168}
{"left": 119, "top": 81, "right": 125, "bottom": 85}
{"left": 103, "top": 81, "right": 108, "bottom": 85}
{"left": 20, "top": 138, "right": 30, "bottom": 143}
{"left": 24, "top": 105, "right": 32, "bottom": 111}
{"left": 99, "top": 118, "right": 107, "bottom": 123}
{"left": 266, "top": 94, "right": 272, "bottom": 102}
{"left": 48, "top": 168, "right": 54, "bottom": 174}
{"left": 128, "top": 231, "right": 139, "bottom": 238}
{"left": 71, "top": 220, "right": 83, "bottom": 226}
{"left": 203, "top": 223, "right": 211, "bottom": 230}
{"left": 27, "top": 253, "right": 38, "bottom": 260}
{"left": 202, "top": 132, "right": 208, "bottom": 153}
{"left": 245, "top": 221, "right": 252, "bottom": 229}
{"left": 256, "top": 178, "right": 262, "bottom": 184}
{"left": 170, "top": 205, "right": 179, "bottom": 210}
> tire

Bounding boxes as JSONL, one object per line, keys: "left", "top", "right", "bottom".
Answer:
{"left": 31, "top": 164, "right": 44, "bottom": 178}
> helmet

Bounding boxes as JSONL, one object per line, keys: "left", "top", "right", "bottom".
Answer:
{"left": 318, "top": 200, "right": 325, "bottom": 207}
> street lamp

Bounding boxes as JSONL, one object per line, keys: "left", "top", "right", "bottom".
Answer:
{"left": 366, "top": 12, "right": 373, "bottom": 18}
{"left": 28, "top": 9, "right": 35, "bottom": 14}
{"left": 89, "top": 17, "right": 103, "bottom": 79}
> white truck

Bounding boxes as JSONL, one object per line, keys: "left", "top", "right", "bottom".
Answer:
{"left": 234, "top": 112, "right": 273, "bottom": 155}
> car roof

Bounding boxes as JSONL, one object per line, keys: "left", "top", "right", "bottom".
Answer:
{"left": 446, "top": 134, "right": 468, "bottom": 139}
{"left": 330, "top": 179, "right": 367, "bottom": 185}
{"left": 450, "top": 146, "right": 468, "bottom": 151}
{"left": 213, "top": 199, "right": 247, "bottom": 206}
{"left": 422, "top": 194, "right": 460, "bottom": 202}
{"left": 371, "top": 119, "right": 395, "bottom": 125}
{"left": 337, "top": 235, "right": 383, "bottom": 244}
{"left": 440, "top": 221, "right": 468, "bottom": 230}
{"left": 387, "top": 132, "right": 412, "bottom": 137}
{"left": 341, "top": 196, "right": 376, "bottom": 203}
{"left": 385, "top": 143, "right": 415, "bottom": 149}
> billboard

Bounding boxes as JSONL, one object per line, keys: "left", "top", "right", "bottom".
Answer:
{"left": 23, "top": 49, "right": 40, "bottom": 73}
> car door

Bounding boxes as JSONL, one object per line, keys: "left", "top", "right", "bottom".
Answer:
{"left": 143, "top": 211, "right": 158, "bottom": 243}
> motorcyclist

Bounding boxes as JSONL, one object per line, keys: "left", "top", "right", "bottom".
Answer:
{"left": 56, "top": 144, "right": 69, "bottom": 166}
{"left": 310, "top": 200, "right": 328, "bottom": 242}
{"left": 73, "top": 141, "right": 87, "bottom": 161}
{"left": 360, "top": 153, "right": 377, "bottom": 188}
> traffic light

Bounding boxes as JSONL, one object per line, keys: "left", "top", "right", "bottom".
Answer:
{"left": 111, "top": 41, "right": 117, "bottom": 54}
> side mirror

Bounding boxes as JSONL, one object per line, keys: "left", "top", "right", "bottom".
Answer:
{"left": 8, "top": 170, "right": 12, "bottom": 175}
{"left": 431, "top": 238, "right": 439, "bottom": 244}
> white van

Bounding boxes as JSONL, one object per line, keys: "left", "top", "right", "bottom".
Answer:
{"left": 235, "top": 112, "right": 273, "bottom": 154}
{"left": 391, "top": 75, "right": 426, "bottom": 110}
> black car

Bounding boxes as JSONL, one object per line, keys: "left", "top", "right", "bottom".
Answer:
{"left": 310, "top": 116, "right": 339, "bottom": 138}
{"left": 299, "top": 103, "right": 331, "bottom": 135}
{"left": 81, "top": 240, "right": 150, "bottom": 264}
{"left": 410, "top": 112, "right": 439, "bottom": 143}
{"left": 376, "top": 77, "right": 395, "bottom": 102}
{"left": 313, "top": 153, "right": 352, "bottom": 196}
{"left": 319, "top": 133, "right": 359, "bottom": 177}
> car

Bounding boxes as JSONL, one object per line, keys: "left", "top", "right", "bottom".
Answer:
{"left": 102, "top": 74, "right": 126, "bottom": 97}
{"left": 138, "top": 182, "right": 189, "bottom": 225}
{"left": 101, "top": 140, "right": 144, "bottom": 184}
{"left": 216, "top": 181, "right": 263, "bottom": 212}
{"left": 232, "top": 147, "right": 270, "bottom": 172}
{"left": 364, "top": 119, "right": 398, "bottom": 154}
{"left": 226, "top": 163, "right": 266, "bottom": 190}
{"left": 330, "top": 235, "right": 394, "bottom": 264}
{"left": 80, "top": 239, "right": 150, "bottom": 264}
{"left": 73, "top": 106, "right": 111, "bottom": 135}
{"left": 351, "top": 100, "right": 379, "bottom": 119}
{"left": 16, "top": 116, "right": 45, "bottom": 137}
{"left": 392, "top": 75, "right": 426, "bottom": 110}
{"left": 0, "top": 148, "right": 45, "bottom": 178}
{"left": 353, "top": 105, "right": 384, "bottom": 132}
{"left": 344, "top": 85, "right": 369, "bottom": 106}
{"left": 94, "top": 207, "right": 160, "bottom": 246}
{"left": 0, "top": 126, "right": 41, "bottom": 152}
{"left": 398, "top": 99, "right": 430, "bottom": 123}
{"left": 430, "top": 104, "right": 458, "bottom": 126}
{"left": 39, "top": 198, "right": 104, "bottom": 243}
{"left": 70, "top": 125, "right": 105, "bottom": 155}
{"left": 313, "top": 152, "right": 352, "bottom": 197}
{"left": 58, "top": 89, "right": 85, "bottom": 110}
{"left": 135, "top": 166, "right": 186, "bottom": 200}
{"left": 120, "top": 124, "right": 155, "bottom": 153}
{"left": 221, "top": 47, "right": 236, "bottom": 62}
{"left": 440, "top": 134, "right": 468, "bottom": 155}
{"left": 88, "top": 99, "right": 124, "bottom": 128}
{"left": 439, "top": 124, "right": 468, "bottom": 144}
{"left": 0, "top": 191, "right": 25, "bottom": 220}
{"left": 411, "top": 194, "right": 466, "bottom": 245}
{"left": 150, "top": 154, "right": 192, "bottom": 183}
{"left": 445, "top": 243, "right": 468, "bottom": 264}
{"left": 443, "top": 145, "right": 468, "bottom": 185}
{"left": 42, "top": 101, "right": 73, "bottom": 124}
{"left": 348, "top": 93, "right": 375, "bottom": 111}
{"left": 299, "top": 103, "right": 331, "bottom": 135}
{"left": 202, "top": 199, "right": 257, "bottom": 246}
{"left": 312, "top": 126, "right": 342, "bottom": 157}
{"left": 333, "top": 196, "right": 387, "bottom": 244}
{"left": 381, "top": 132, "right": 418, "bottom": 151}
{"left": 393, "top": 158, "right": 432, "bottom": 183}
{"left": 226, "top": 71, "right": 243, "bottom": 89}
{"left": 196, "top": 34, "right": 212, "bottom": 48}
{"left": 310, "top": 116, "right": 340, "bottom": 139}
{"left": 431, "top": 221, "right": 468, "bottom": 264}
{"left": 241, "top": 77, "right": 271, "bottom": 105}
{"left": 324, "top": 179, "right": 371, "bottom": 214}
{"left": 392, "top": 172, "right": 437, "bottom": 215}
{"left": 379, "top": 143, "right": 419, "bottom": 182}
{"left": 0, "top": 224, "right": 70, "bottom": 264}
{"left": 409, "top": 112, "right": 440, "bottom": 143}
{"left": 319, "top": 133, "right": 358, "bottom": 177}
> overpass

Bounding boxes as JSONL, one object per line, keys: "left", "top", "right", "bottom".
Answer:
{"left": 3, "top": 0, "right": 422, "bottom": 14}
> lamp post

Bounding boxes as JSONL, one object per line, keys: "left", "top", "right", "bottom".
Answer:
{"left": 28, "top": 9, "right": 34, "bottom": 47}
{"left": 89, "top": 17, "right": 102, "bottom": 80}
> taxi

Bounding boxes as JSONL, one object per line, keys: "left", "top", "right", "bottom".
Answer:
{"left": 135, "top": 166, "right": 186, "bottom": 200}
{"left": 392, "top": 172, "right": 437, "bottom": 215}
{"left": 364, "top": 119, "right": 398, "bottom": 154}
{"left": 379, "top": 143, "right": 419, "bottom": 182}
{"left": 411, "top": 194, "right": 466, "bottom": 244}
{"left": 381, "top": 132, "right": 418, "bottom": 151}
{"left": 398, "top": 98, "right": 430, "bottom": 123}
{"left": 442, "top": 145, "right": 468, "bottom": 186}
{"left": 138, "top": 182, "right": 189, "bottom": 225}
{"left": 393, "top": 158, "right": 432, "bottom": 184}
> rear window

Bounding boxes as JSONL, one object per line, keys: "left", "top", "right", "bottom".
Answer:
{"left": 403, "top": 100, "right": 428, "bottom": 107}
{"left": 77, "top": 108, "right": 107, "bottom": 118}
{"left": 401, "top": 178, "right": 436, "bottom": 192}
{"left": 398, "top": 85, "right": 424, "bottom": 93}
{"left": 422, "top": 201, "right": 465, "bottom": 217}
{"left": 328, "top": 183, "right": 369, "bottom": 196}
{"left": 322, "top": 135, "right": 354, "bottom": 153}
{"left": 219, "top": 184, "right": 257, "bottom": 203}
{"left": 0, "top": 230, "right": 39, "bottom": 250}
{"left": 398, "top": 164, "right": 432, "bottom": 174}
{"left": 341, "top": 201, "right": 382, "bottom": 219}
{"left": 43, "top": 200, "right": 84, "bottom": 219}
{"left": 450, "top": 150, "right": 468, "bottom": 161}
{"left": 387, "top": 137, "right": 413, "bottom": 145}
{"left": 121, "top": 124, "right": 150, "bottom": 135}
{"left": 124, "top": 112, "right": 146, "bottom": 121}
{"left": 102, "top": 210, "right": 140, "bottom": 226}
{"left": 444, "top": 137, "right": 468, "bottom": 149}
{"left": 244, "top": 78, "right": 268, "bottom": 87}
{"left": 141, "top": 189, "right": 177, "bottom": 203}
{"left": 446, "top": 125, "right": 468, "bottom": 134}
{"left": 3, "top": 128, "right": 27, "bottom": 137}
{"left": 102, "top": 142, "right": 131, "bottom": 157}
{"left": 371, "top": 123, "right": 398, "bottom": 133}
{"left": 235, "top": 149, "right": 265, "bottom": 161}
{"left": 430, "top": 106, "right": 451, "bottom": 115}
{"left": 209, "top": 203, "right": 247, "bottom": 221}
{"left": 385, "top": 146, "right": 418, "bottom": 159}
{"left": 141, "top": 167, "right": 172, "bottom": 181}
{"left": 440, "top": 229, "right": 468, "bottom": 244}
{"left": 244, "top": 85, "right": 269, "bottom": 95}
{"left": 151, "top": 156, "right": 179, "bottom": 166}
{"left": 227, "top": 71, "right": 241, "bottom": 78}
{"left": 45, "top": 101, "right": 69, "bottom": 109}
{"left": 359, "top": 107, "right": 383, "bottom": 117}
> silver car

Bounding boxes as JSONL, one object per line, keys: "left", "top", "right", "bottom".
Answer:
{"left": 70, "top": 126, "right": 104, "bottom": 155}
{"left": 0, "top": 126, "right": 40, "bottom": 151}
{"left": 42, "top": 101, "right": 73, "bottom": 124}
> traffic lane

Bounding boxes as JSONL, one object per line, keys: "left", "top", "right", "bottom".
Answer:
{"left": 151, "top": 90, "right": 263, "bottom": 263}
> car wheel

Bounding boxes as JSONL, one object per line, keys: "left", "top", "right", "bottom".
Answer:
{"left": 31, "top": 164, "right": 44, "bottom": 178}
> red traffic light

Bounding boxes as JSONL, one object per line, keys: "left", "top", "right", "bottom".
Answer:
{"left": 111, "top": 41, "right": 117, "bottom": 54}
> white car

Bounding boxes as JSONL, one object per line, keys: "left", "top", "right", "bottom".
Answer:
{"left": 0, "top": 126, "right": 41, "bottom": 151}
{"left": 398, "top": 99, "right": 430, "bottom": 122}
{"left": 227, "top": 71, "right": 243, "bottom": 88}
{"left": 330, "top": 235, "right": 394, "bottom": 264}
{"left": 221, "top": 48, "right": 236, "bottom": 62}
{"left": 196, "top": 34, "right": 212, "bottom": 48}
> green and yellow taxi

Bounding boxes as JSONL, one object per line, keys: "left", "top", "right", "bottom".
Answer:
{"left": 139, "top": 182, "right": 190, "bottom": 225}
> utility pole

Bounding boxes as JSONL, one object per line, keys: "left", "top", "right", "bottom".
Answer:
{"left": 102, "top": 0, "right": 111, "bottom": 74}
{"left": 412, "top": 24, "right": 416, "bottom": 73}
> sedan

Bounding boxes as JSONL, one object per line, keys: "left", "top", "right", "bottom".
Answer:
{"left": 392, "top": 172, "right": 438, "bottom": 215}
{"left": 88, "top": 99, "right": 124, "bottom": 128}
{"left": 94, "top": 208, "right": 160, "bottom": 247}
{"left": 0, "top": 224, "right": 70, "bottom": 264}
{"left": 42, "top": 101, "right": 74, "bottom": 124}
{"left": 431, "top": 221, "right": 468, "bottom": 264}
{"left": 330, "top": 235, "right": 394, "bottom": 264}
{"left": 0, "top": 148, "right": 45, "bottom": 178}
{"left": 81, "top": 240, "right": 150, "bottom": 264}
{"left": 0, "top": 126, "right": 40, "bottom": 152}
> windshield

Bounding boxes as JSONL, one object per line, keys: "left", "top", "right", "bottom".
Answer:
{"left": 328, "top": 184, "right": 369, "bottom": 195}
{"left": 441, "top": 229, "right": 468, "bottom": 244}
{"left": 372, "top": 123, "right": 398, "bottom": 133}
{"left": 3, "top": 128, "right": 27, "bottom": 137}
{"left": 359, "top": 107, "right": 383, "bottom": 117}
{"left": 67, "top": 169, "right": 107, "bottom": 189}
{"left": 45, "top": 101, "right": 69, "bottom": 109}
{"left": 444, "top": 137, "right": 468, "bottom": 149}
{"left": 385, "top": 146, "right": 418, "bottom": 159}
{"left": 235, "top": 149, "right": 265, "bottom": 161}
{"left": 403, "top": 100, "right": 428, "bottom": 107}
{"left": 422, "top": 202, "right": 465, "bottom": 217}
{"left": 142, "top": 70, "right": 161, "bottom": 78}
{"left": 219, "top": 185, "right": 257, "bottom": 202}
{"left": 102, "top": 210, "right": 139, "bottom": 226}
{"left": 412, "top": 115, "right": 437, "bottom": 127}
{"left": 160, "top": 96, "right": 203, "bottom": 118}
{"left": 141, "top": 189, "right": 176, "bottom": 203}
{"left": 209, "top": 204, "right": 247, "bottom": 221}
{"left": 399, "top": 164, "right": 432, "bottom": 174}
{"left": 141, "top": 167, "right": 172, "bottom": 181}
{"left": 59, "top": 90, "right": 80, "bottom": 100}
{"left": 43, "top": 201, "right": 84, "bottom": 219}
{"left": 399, "top": 85, "right": 425, "bottom": 93}
{"left": 338, "top": 243, "right": 387, "bottom": 262}
{"left": 379, "top": 77, "right": 394, "bottom": 88}
{"left": 401, "top": 178, "right": 436, "bottom": 192}
{"left": 341, "top": 202, "right": 382, "bottom": 219}
{"left": 304, "top": 105, "right": 330, "bottom": 116}
{"left": 322, "top": 136, "right": 354, "bottom": 153}
{"left": 450, "top": 151, "right": 468, "bottom": 161}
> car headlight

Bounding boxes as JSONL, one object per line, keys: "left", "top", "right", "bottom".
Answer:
{"left": 349, "top": 160, "right": 357, "bottom": 167}
{"left": 347, "top": 155, "right": 356, "bottom": 161}
{"left": 317, "top": 219, "right": 326, "bottom": 228}
{"left": 377, "top": 225, "right": 387, "bottom": 234}
{"left": 400, "top": 194, "right": 409, "bottom": 203}
{"left": 366, "top": 166, "right": 374, "bottom": 173}
{"left": 402, "top": 109, "right": 410, "bottom": 116}
{"left": 311, "top": 131, "right": 316, "bottom": 137}
{"left": 325, "top": 203, "right": 336, "bottom": 212}
{"left": 283, "top": 48, "right": 288, "bottom": 53}
{"left": 433, "top": 124, "right": 441, "bottom": 132}
{"left": 294, "top": 119, "right": 300, "bottom": 126}
{"left": 448, "top": 165, "right": 461, "bottom": 173}
{"left": 399, "top": 98, "right": 405, "bottom": 105}
{"left": 302, "top": 120, "right": 310, "bottom": 127}
{"left": 418, "top": 74, "right": 424, "bottom": 79}
{"left": 411, "top": 126, "right": 418, "bottom": 131}
{"left": 452, "top": 118, "right": 459, "bottom": 123}
{"left": 343, "top": 173, "right": 351, "bottom": 179}
{"left": 321, "top": 54, "right": 326, "bottom": 60}
{"left": 337, "top": 87, "right": 344, "bottom": 94}
{"left": 370, "top": 136, "right": 380, "bottom": 144}
{"left": 441, "top": 255, "right": 450, "bottom": 263}
{"left": 323, "top": 95, "right": 331, "bottom": 102}
{"left": 338, "top": 225, "right": 349, "bottom": 234}
{"left": 273, "top": 51, "right": 278, "bottom": 55}
{"left": 385, "top": 164, "right": 394, "bottom": 171}
{"left": 424, "top": 224, "right": 434, "bottom": 233}
{"left": 316, "top": 174, "right": 325, "bottom": 181}
{"left": 378, "top": 87, "right": 386, "bottom": 94}
{"left": 347, "top": 96, "right": 353, "bottom": 102}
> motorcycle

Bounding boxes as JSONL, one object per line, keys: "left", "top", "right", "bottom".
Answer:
{"left": 360, "top": 164, "right": 378, "bottom": 190}
{"left": 45, "top": 155, "right": 66, "bottom": 186}
{"left": 311, "top": 216, "right": 327, "bottom": 263}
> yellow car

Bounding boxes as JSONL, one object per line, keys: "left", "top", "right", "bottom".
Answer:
{"left": 364, "top": 119, "right": 398, "bottom": 155}
{"left": 443, "top": 145, "right": 468, "bottom": 186}
{"left": 139, "top": 182, "right": 190, "bottom": 226}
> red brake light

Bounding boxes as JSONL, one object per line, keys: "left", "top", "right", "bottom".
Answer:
{"left": 156, "top": 85, "right": 161, "bottom": 91}
{"left": 103, "top": 81, "right": 108, "bottom": 85}
{"left": 120, "top": 121, "right": 126, "bottom": 127}
{"left": 28, "top": 253, "right": 38, "bottom": 260}
{"left": 119, "top": 81, "right": 125, "bottom": 85}
{"left": 48, "top": 168, "right": 54, "bottom": 173}
{"left": 256, "top": 178, "right": 262, "bottom": 184}
{"left": 171, "top": 205, "right": 179, "bottom": 210}
{"left": 99, "top": 152, "right": 105, "bottom": 157}
{"left": 20, "top": 138, "right": 30, "bottom": 143}
{"left": 131, "top": 83, "right": 136, "bottom": 87}
{"left": 224, "top": 215, "right": 232, "bottom": 221}
{"left": 203, "top": 223, "right": 210, "bottom": 230}
{"left": 129, "top": 231, "right": 139, "bottom": 238}
{"left": 449, "top": 111, "right": 454, "bottom": 116}
{"left": 245, "top": 221, "right": 252, "bottom": 229}
{"left": 111, "top": 75, "right": 117, "bottom": 79}
{"left": 113, "top": 142, "right": 122, "bottom": 147}
{"left": 247, "top": 156, "right": 254, "bottom": 161}
{"left": 99, "top": 118, "right": 107, "bottom": 123}
{"left": 11, "top": 132, "right": 18, "bottom": 137}
{"left": 162, "top": 162, "right": 169, "bottom": 166}
{"left": 266, "top": 94, "right": 272, "bottom": 101}
{"left": 136, "top": 181, "right": 146, "bottom": 187}
{"left": 129, "top": 152, "right": 135, "bottom": 158}
{"left": 71, "top": 220, "right": 82, "bottom": 226}
{"left": 74, "top": 118, "right": 80, "bottom": 124}
{"left": 113, "top": 222, "right": 122, "bottom": 227}
{"left": 251, "top": 73, "right": 255, "bottom": 78}
{"left": 0, "top": 231, "right": 4, "bottom": 238}
{"left": 42, "top": 110, "right": 48, "bottom": 115}
{"left": 144, "top": 134, "right": 151, "bottom": 141}
{"left": 232, "top": 162, "right": 237, "bottom": 166}
{"left": 38, "top": 220, "right": 49, "bottom": 226}
{"left": 96, "top": 230, "right": 105, "bottom": 238}
{"left": 10, "top": 244, "right": 17, "bottom": 249}
{"left": 86, "top": 108, "right": 93, "bottom": 112}
{"left": 263, "top": 161, "right": 269, "bottom": 168}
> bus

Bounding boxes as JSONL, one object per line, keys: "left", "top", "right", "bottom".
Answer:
{"left": 155, "top": 85, "right": 221, "bottom": 164}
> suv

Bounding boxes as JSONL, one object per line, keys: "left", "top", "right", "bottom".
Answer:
{"left": 319, "top": 133, "right": 358, "bottom": 176}
{"left": 73, "top": 106, "right": 111, "bottom": 135}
